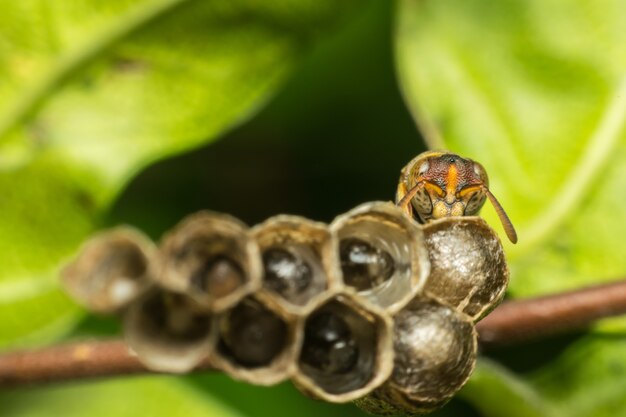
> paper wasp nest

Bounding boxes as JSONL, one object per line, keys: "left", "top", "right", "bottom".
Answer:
{"left": 62, "top": 202, "right": 509, "bottom": 415}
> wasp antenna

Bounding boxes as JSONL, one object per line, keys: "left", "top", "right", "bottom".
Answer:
{"left": 481, "top": 185, "right": 518, "bottom": 244}
{"left": 397, "top": 180, "right": 425, "bottom": 212}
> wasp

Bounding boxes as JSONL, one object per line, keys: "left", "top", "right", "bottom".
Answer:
{"left": 396, "top": 151, "right": 517, "bottom": 243}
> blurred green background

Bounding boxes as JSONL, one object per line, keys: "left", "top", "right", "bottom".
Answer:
{"left": 2, "top": 0, "right": 626, "bottom": 416}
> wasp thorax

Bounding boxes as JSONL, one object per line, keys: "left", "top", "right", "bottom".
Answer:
{"left": 293, "top": 293, "right": 393, "bottom": 402}
{"left": 123, "top": 287, "right": 214, "bottom": 373}
{"left": 251, "top": 216, "right": 336, "bottom": 313}
{"left": 159, "top": 211, "right": 262, "bottom": 312}
{"left": 355, "top": 298, "right": 477, "bottom": 415}
{"left": 61, "top": 227, "right": 156, "bottom": 314}
{"left": 330, "top": 202, "right": 429, "bottom": 313}
{"left": 212, "top": 296, "right": 298, "bottom": 385}
{"left": 423, "top": 217, "right": 509, "bottom": 321}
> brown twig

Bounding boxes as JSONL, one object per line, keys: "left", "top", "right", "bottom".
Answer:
{"left": 0, "top": 340, "right": 146, "bottom": 386}
{"left": 0, "top": 339, "right": 213, "bottom": 387}
{"left": 476, "top": 279, "right": 626, "bottom": 346}
{"left": 2, "top": 279, "right": 626, "bottom": 388}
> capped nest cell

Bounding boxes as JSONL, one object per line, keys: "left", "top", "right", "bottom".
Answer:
{"left": 355, "top": 297, "right": 477, "bottom": 415}
{"left": 423, "top": 217, "right": 509, "bottom": 321}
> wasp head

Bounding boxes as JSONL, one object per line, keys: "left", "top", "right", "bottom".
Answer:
{"left": 396, "top": 151, "right": 517, "bottom": 243}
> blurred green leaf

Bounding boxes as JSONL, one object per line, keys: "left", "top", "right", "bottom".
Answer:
{"left": 0, "top": 0, "right": 360, "bottom": 347}
{"left": 460, "top": 359, "right": 557, "bottom": 417}
{"left": 187, "top": 373, "right": 470, "bottom": 417}
{"left": 188, "top": 374, "right": 373, "bottom": 417}
{"left": 0, "top": 376, "right": 243, "bottom": 417}
{"left": 529, "top": 335, "right": 626, "bottom": 417}
{"left": 396, "top": 0, "right": 626, "bottom": 295}
{"left": 396, "top": 0, "right": 626, "bottom": 415}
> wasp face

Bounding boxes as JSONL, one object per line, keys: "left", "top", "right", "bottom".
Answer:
{"left": 396, "top": 151, "right": 517, "bottom": 243}
{"left": 397, "top": 151, "right": 487, "bottom": 222}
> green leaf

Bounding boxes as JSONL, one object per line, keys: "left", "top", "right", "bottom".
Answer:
{"left": 0, "top": 376, "right": 243, "bottom": 417}
{"left": 396, "top": 0, "right": 626, "bottom": 415}
{"left": 0, "top": 157, "right": 97, "bottom": 347}
{"left": 396, "top": 0, "right": 626, "bottom": 295}
{"left": 0, "top": 0, "right": 360, "bottom": 347}
{"left": 187, "top": 374, "right": 373, "bottom": 417}
{"left": 460, "top": 359, "right": 558, "bottom": 417}
{"left": 529, "top": 335, "right": 626, "bottom": 417}
{"left": 186, "top": 373, "right": 469, "bottom": 417}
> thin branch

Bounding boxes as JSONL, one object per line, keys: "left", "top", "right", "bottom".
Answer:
{"left": 2, "top": 279, "right": 626, "bottom": 388}
{"left": 0, "top": 339, "right": 213, "bottom": 387}
{"left": 476, "top": 278, "right": 626, "bottom": 346}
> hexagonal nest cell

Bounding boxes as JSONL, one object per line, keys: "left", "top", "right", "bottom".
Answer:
{"left": 61, "top": 227, "right": 156, "bottom": 314}
{"left": 252, "top": 215, "right": 338, "bottom": 313}
{"left": 294, "top": 294, "right": 393, "bottom": 402}
{"left": 124, "top": 287, "right": 214, "bottom": 373}
{"left": 212, "top": 296, "right": 298, "bottom": 385}
{"left": 330, "top": 202, "right": 430, "bottom": 313}
{"left": 159, "top": 211, "right": 262, "bottom": 312}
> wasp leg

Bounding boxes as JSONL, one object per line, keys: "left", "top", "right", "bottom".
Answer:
{"left": 395, "top": 180, "right": 414, "bottom": 219}
{"left": 396, "top": 181, "right": 426, "bottom": 220}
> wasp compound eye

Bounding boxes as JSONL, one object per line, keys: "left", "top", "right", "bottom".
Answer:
{"left": 123, "top": 287, "right": 214, "bottom": 373}
{"left": 423, "top": 217, "right": 509, "bottom": 321}
{"left": 252, "top": 216, "right": 337, "bottom": 314}
{"left": 293, "top": 293, "right": 393, "bottom": 402}
{"left": 61, "top": 227, "right": 156, "bottom": 314}
{"left": 159, "top": 211, "right": 262, "bottom": 312}
{"left": 330, "top": 202, "right": 429, "bottom": 313}
{"left": 355, "top": 298, "right": 477, "bottom": 415}
{"left": 212, "top": 296, "right": 298, "bottom": 385}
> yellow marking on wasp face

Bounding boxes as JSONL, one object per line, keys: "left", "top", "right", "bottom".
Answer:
{"left": 445, "top": 164, "right": 458, "bottom": 204}
{"left": 458, "top": 184, "right": 481, "bottom": 199}
{"left": 451, "top": 202, "right": 465, "bottom": 217}
{"left": 433, "top": 201, "right": 448, "bottom": 218}
{"left": 425, "top": 182, "right": 445, "bottom": 198}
